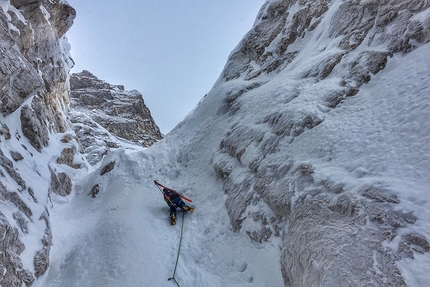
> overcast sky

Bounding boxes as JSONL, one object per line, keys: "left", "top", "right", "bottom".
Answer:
{"left": 66, "top": 0, "right": 265, "bottom": 134}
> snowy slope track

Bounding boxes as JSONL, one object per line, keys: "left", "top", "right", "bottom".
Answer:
{"left": 33, "top": 147, "right": 284, "bottom": 286}
{"left": 32, "top": 149, "right": 182, "bottom": 286}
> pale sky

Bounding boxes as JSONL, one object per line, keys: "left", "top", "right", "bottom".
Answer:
{"left": 66, "top": 0, "right": 265, "bottom": 134}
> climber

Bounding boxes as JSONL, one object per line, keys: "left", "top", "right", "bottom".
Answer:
{"left": 162, "top": 186, "right": 194, "bottom": 225}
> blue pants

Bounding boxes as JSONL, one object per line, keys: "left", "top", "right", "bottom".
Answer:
{"left": 170, "top": 197, "right": 186, "bottom": 216}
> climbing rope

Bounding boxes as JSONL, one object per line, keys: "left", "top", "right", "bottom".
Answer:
{"left": 168, "top": 211, "right": 185, "bottom": 286}
{"left": 154, "top": 181, "right": 187, "bottom": 286}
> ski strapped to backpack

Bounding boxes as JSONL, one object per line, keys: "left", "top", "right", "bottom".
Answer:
{"left": 154, "top": 180, "right": 192, "bottom": 203}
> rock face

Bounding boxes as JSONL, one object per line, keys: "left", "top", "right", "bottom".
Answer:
{"left": 0, "top": 0, "right": 77, "bottom": 286}
{"left": 69, "top": 70, "right": 163, "bottom": 164}
{"left": 0, "top": 1, "right": 79, "bottom": 286}
{"left": 171, "top": 0, "right": 430, "bottom": 286}
{"left": 0, "top": 1, "right": 164, "bottom": 284}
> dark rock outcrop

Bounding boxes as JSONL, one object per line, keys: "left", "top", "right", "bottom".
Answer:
{"left": 100, "top": 161, "right": 116, "bottom": 176}
{"left": 48, "top": 166, "right": 72, "bottom": 197}
{"left": 90, "top": 184, "right": 100, "bottom": 199}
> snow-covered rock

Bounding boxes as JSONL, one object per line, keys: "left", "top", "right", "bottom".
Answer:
{"left": 0, "top": 1, "right": 160, "bottom": 286}
{"left": 162, "top": 0, "right": 430, "bottom": 286}
{"left": 0, "top": 1, "right": 78, "bottom": 285}
{"left": 69, "top": 70, "right": 163, "bottom": 165}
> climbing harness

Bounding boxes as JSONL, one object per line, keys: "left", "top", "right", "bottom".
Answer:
{"left": 168, "top": 211, "right": 185, "bottom": 286}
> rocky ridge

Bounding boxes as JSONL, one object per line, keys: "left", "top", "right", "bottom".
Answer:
{"left": 0, "top": 1, "right": 162, "bottom": 286}
{"left": 69, "top": 70, "right": 163, "bottom": 165}
{"left": 0, "top": 1, "right": 78, "bottom": 286}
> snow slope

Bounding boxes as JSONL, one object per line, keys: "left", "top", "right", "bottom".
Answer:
{"left": 32, "top": 146, "right": 284, "bottom": 286}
